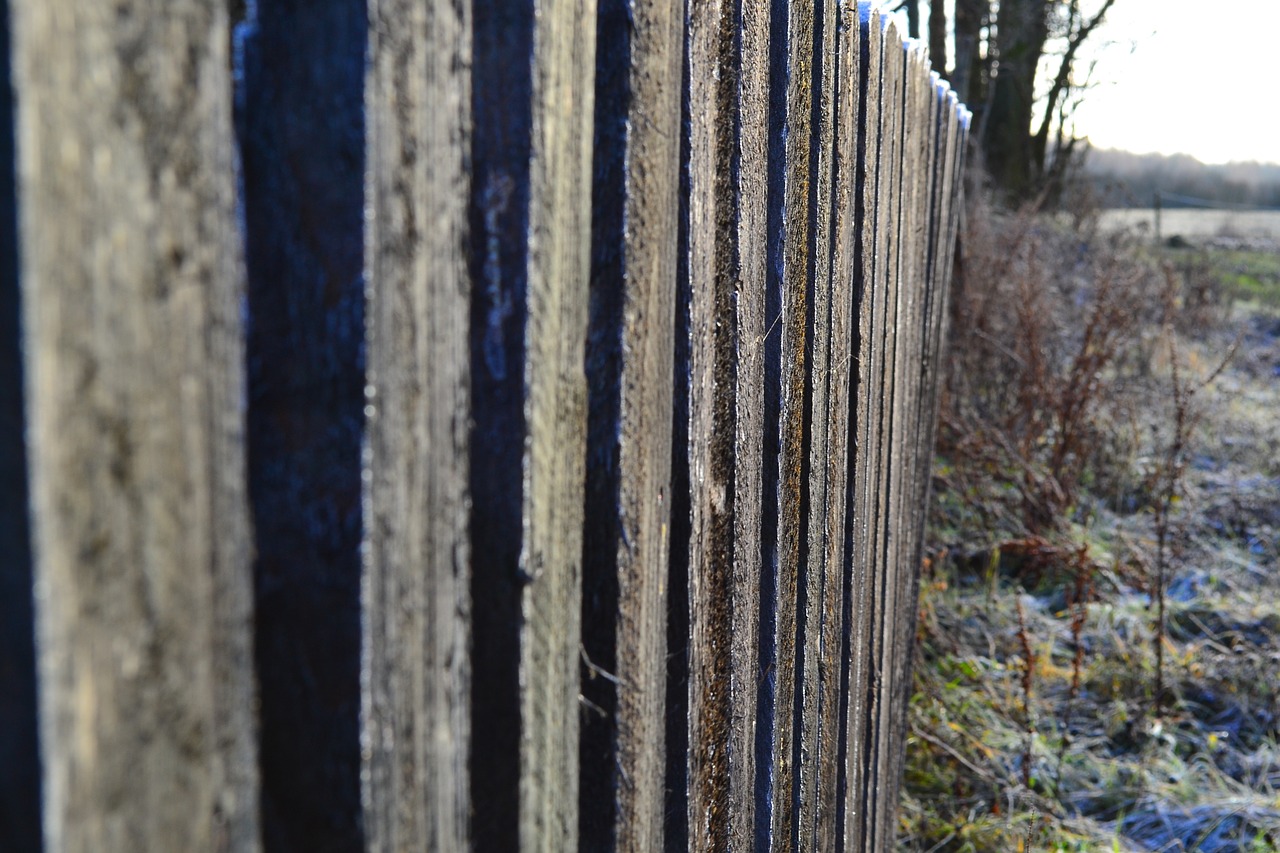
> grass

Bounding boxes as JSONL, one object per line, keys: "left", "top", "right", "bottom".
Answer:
{"left": 900, "top": 201, "right": 1280, "bottom": 852}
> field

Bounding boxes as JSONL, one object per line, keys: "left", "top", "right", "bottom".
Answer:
{"left": 900, "top": 204, "right": 1280, "bottom": 852}
{"left": 1100, "top": 208, "right": 1280, "bottom": 243}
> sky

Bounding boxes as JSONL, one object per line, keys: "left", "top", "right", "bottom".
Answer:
{"left": 1068, "top": 0, "right": 1280, "bottom": 165}
{"left": 881, "top": 0, "right": 1280, "bottom": 166}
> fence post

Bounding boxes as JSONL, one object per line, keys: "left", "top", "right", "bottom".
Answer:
{"left": 465, "top": 0, "right": 598, "bottom": 846}
{"left": 361, "top": 0, "right": 472, "bottom": 848}
{"left": 578, "top": 0, "right": 683, "bottom": 845}
{"left": 12, "top": 2, "right": 258, "bottom": 850}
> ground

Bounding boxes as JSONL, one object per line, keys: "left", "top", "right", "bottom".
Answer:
{"left": 899, "top": 226, "right": 1280, "bottom": 852}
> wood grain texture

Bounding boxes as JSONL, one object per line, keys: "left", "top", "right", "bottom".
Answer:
{"left": 517, "top": 0, "right": 597, "bottom": 845}
{"left": 731, "top": 0, "right": 772, "bottom": 846}
{"left": 362, "top": 0, "right": 471, "bottom": 848}
{"left": 13, "top": 2, "right": 258, "bottom": 850}
{"left": 862, "top": 21, "right": 906, "bottom": 852}
{"left": 797, "top": 0, "right": 840, "bottom": 839}
{"left": 760, "top": 0, "right": 816, "bottom": 844}
{"left": 841, "top": 9, "right": 884, "bottom": 849}
{"left": 813, "top": 7, "right": 860, "bottom": 851}
{"left": 579, "top": 0, "right": 683, "bottom": 844}
{"left": 683, "top": 0, "right": 739, "bottom": 845}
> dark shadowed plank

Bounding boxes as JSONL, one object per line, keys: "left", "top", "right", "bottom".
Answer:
{"left": 467, "top": 0, "right": 596, "bottom": 843}
{"left": 579, "top": 0, "right": 682, "bottom": 844}
{"left": 13, "top": 2, "right": 258, "bottom": 849}
{"left": 235, "top": 4, "right": 366, "bottom": 848}
{"left": 362, "top": 0, "right": 471, "bottom": 848}
{"left": 0, "top": 0, "right": 41, "bottom": 847}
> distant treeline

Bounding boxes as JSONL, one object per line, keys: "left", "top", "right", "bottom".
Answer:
{"left": 1083, "top": 148, "right": 1280, "bottom": 210}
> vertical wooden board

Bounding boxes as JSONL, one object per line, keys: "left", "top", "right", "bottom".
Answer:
{"left": 840, "top": 7, "right": 882, "bottom": 848}
{"left": 682, "top": 0, "right": 740, "bottom": 845}
{"left": 814, "top": 7, "right": 860, "bottom": 851}
{"left": 578, "top": 0, "right": 682, "bottom": 844}
{"left": 758, "top": 0, "right": 815, "bottom": 844}
{"left": 879, "top": 55, "right": 933, "bottom": 841}
{"left": 13, "top": 2, "right": 258, "bottom": 850}
{"left": 861, "top": 22, "right": 905, "bottom": 851}
{"left": 235, "top": 3, "right": 366, "bottom": 848}
{"left": 797, "top": 0, "right": 840, "bottom": 840}
{"left": 731, "top": 0, "right": 772, "bottom": 846}
{"left": 518, "top": 0, "right": 597, "bottom": 846}
{"left": 0, "top": 0, "right": 42, "bottom": 846}
{"left": 362, "top": 0, "right": 471, "bottom": 848}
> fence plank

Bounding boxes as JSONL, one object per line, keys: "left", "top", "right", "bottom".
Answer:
{"left": 814, "top": 7, "right": 861, "bottom": 850}
{"left": 681, "top": 0, "right": 739, "bottom": 844}
{"left": 362, "top": 0, "right": 471, "bottom": 848}
{"left": 861, "top": 20, "right": 906, "bottom": 852}
{"left": 798, "top": 0, "right": 841, "bottom": 838}
{"left": 842, "top": 8, "right": 885, "bottom": 848}
{"left": 731, "top": 0, "right": 773, "bottom": 846}
{"left": 579, "top": 0, "right": 682, "bottom": 845}
{"left": 466, "top": 0, "right": 596, "bottom": 845}
{"left": 760, "top": 0, "right": 817, "bottom": 844}
{"left": 516, "top": 0, "right": 597, "bottom": 840}
{"left": 12, "top": 2, "right": 258, "bottom": 850}
{"left": 0, "top": 0, "right": 41, "bottom": 846}
{"left": 235, "top": 3, "right": 366, "bottom": 848}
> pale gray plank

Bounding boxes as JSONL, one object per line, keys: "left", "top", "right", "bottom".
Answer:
{"left": 842, "top": 7, "right": 885, "bottom": 848}
{"left": 518, "top": 0, "right": 598, "bottom": 844}
{"left": 730, "top": 0, "right": 772, "bottom": 845}
{"left": 362, "top": 0, "right": 472, "bottom": 847}
{"left": 13, "top": 2, "right": 258, "bottom": 849}
{"left": 578, "top": 0, "right": 683, "bottom": 843}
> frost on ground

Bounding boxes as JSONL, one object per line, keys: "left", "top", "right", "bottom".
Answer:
{"left": 900, "top": 216, "right": 1280, "bottom": 852}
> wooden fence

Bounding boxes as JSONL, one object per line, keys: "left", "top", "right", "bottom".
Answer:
{"left": 0, "top": 0, "right": 967, "bottom": 850}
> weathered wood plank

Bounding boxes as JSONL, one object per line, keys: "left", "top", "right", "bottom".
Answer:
{"left": 0, "top": 1, "right": 41, "bottom": 846}
{"left": 841, "top": 7, "right": 885, "bottom": 848}
{"left": 578, "top": 0, "right": 682, "bottom": 844}
{"left": 682, "top": 0, "right": 742, "bottom": 844}
{"left": 813, "top": 6, "right": 861, "bottom": 851}
{"left": 759, "top": 0, "right": 816, "bottom": 844}
{"left": 467, "top": 0, "right": 596, "bottom": 844}
{"left": 861, "top": 21, "right": 907, "bottom": 852}
{"left": 517, "top": 0, "right": 597, "bottom": 844}
{"left": 235, "top": 3, "right": 366, "bottom": 848}
{"left": 876, "top": 52, "right": 934, "bottom": 847}
{"left": 13, "top": 2, "right": 258, "bottom": 849}
{"left": 730, "top": 0, "right": 772, "bottom": 847}
{"left": 797, "top": 0, "right": 841, "bottom": 838}
{"left": 362, "top": 0, "right": 471, "bottom": 847}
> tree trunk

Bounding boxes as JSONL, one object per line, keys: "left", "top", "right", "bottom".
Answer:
{"left": 984, "top": 0, "right": 1050, "bottom": 198}
{"left": 951, "top": 0, "right": 985, "bottom": 105}
{"left": 929, "top": 0, "right": 948, "bottom": 78}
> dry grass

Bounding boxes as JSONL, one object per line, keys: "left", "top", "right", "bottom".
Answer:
{"left": 900, "top": 182, "right": 1280, "bottom": 852}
